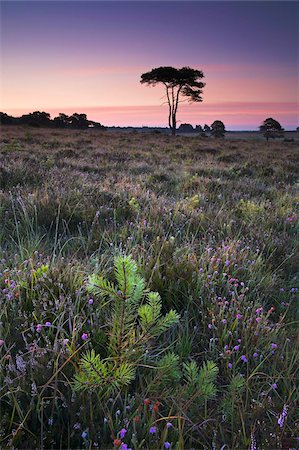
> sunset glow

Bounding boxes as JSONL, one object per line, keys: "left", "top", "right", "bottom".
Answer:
{"left": 1, "top": 1, "right": 298, "bottom": 130}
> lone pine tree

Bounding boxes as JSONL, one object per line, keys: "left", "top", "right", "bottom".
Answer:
{"left": 141, "top": 66, "right": 205, "bottom": 136}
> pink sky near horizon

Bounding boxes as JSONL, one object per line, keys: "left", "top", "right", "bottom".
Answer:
{"left": 2, "top": 62, "right": 298, "bottom": 129}
{"left": 5, "top": 102, "right": 297, "bottom": 130}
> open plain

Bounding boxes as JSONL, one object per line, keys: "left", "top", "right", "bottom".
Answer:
{"left": 0, "top": 126, "right": 298, "bottom": 449}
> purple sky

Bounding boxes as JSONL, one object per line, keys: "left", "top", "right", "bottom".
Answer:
{"left": 1, "top": 1, "right": 298, "bottom": 129}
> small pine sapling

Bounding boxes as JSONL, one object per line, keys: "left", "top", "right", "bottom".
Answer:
{"left": 73, "top": 255, "right": 180, "bottom": 395}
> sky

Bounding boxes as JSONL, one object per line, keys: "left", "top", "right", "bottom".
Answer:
{"left": 0, "top": 1, "right": 298, "bottom": 130}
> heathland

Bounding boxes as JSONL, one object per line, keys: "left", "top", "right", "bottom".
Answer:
{"left": 0, "top": 126, "right": 298, "bottom": 449}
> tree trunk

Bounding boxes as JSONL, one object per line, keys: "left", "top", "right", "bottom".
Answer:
{"left": 171, "top": 114, "right": 176, "bottom": 135}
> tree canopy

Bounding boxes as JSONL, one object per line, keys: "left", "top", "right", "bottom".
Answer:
{"left": 140, "top": 66, "right": 205, "bottom": 135}
{"left": 260, "top": 118, "right": 284, "bottom": 141}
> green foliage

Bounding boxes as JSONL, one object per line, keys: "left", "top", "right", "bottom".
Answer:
{"left": 88, "top": 274, "right": 117, "bottom": 299}
{"left": 73, "top": 350, "right": 136, "bottom": 395}
{"left": 74, "top": 255, "right": 180, "bottom": 394}
{"left": 221, "top": 375, "right": 245, "bottom": 420}
{"left": 156, "top": 352, "right": 181, "bottom": 385}
{"left": 129, "top": 196, "right": 140, "bottom": 211}
{"left": 182, "top": 360, "right": 219, "bottom": 401}
{"left": 32, "top": 263, "right": 49, "bottom": 280}
{"left": 237, "top": 199, "right": 265, "bottom": 221}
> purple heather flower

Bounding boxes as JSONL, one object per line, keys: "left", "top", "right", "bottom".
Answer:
{"left": 199, "top": 268, "right": 204, "bottom": 273}
{"left": 271, "top": 343, "right": 278, "bottom": 350}
{"left": 45, "top": 321, "right": 51, "bottom": 327}
{"left": 121, "top": 444, "right": 128, "bottom": 450}
{"left": 0, "top": 339, "right": 5, "bottom": 346}
{"left": 278, "top": 404, "right": 288, "bottom": 428}
{"left": 166, "top": 422, "right": 173, "bottom": 428}
{"left": 253, "top": 352, "right": 259, "bottom": 358}
{"left": 236, "top": 314, "right": 242, "bottom": 320}
{"left": 36, "top": 324, "right": 42, "bottom": 332}
{"left": 225, "top": 260, "right": 230, "bottom": 266}
{"left": 222, "top": 319, "right": 227, "bottom": 324}
{"left": 272, "top": 383, "right": 278, "bottom": 389}
{"left": 228, "top": 362, "right": 233, "bottom": 369}
{"left": 237, "top": 339, "right": 241, "bottom": 343}
{"left": 233, "top": 345, "right": 240, "bottom": 351}
{"left": 250, "top": 431, "right": 257, "bottom": 450}
{"left": 164, "top": 442, "right": 171, "bottom": 449}
{"left": 256, "top": 317, "right": 262, "bottom": 323}
{"left": 208, "top": 324, "right": 213, "bottom": 329}
{"left": 120, "top": 428, "right": 127, "bottom": 439}
{"left": 149, "top": 426, "right": 157, "bottom": 434}
{"left": 81, "top": 333, "right": 88, "bottom": 341}
{"left": 255, "top": 308, "right": 262, "bottom": 315}
{"left": 88, "top": 298, "right": 94, "bottom": 305}
{"left": 81, "top": 431, "right": 87, "bottom": 439}
{"left": 241, "top": 355, "right": 248, "bottom": 363}
{"left": 63, "top": 338, "right": 69, "bottom": 346}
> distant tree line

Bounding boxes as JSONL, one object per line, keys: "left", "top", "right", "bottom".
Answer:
{"left": 0, "top": 111, "right": 106, "bottom": 129}
{"left": 179, "top": 118, "right": 298, "bottom": 141}
{"left": 178, "top": 121, "right": 226, "bottom": 137}
{"left": 1, "top": 111, "right": 296, "bottom": 142}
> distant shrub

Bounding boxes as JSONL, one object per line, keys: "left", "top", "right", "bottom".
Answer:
{"left": 178, "top": 123, "right": 194, "bottom": 133}
{"left": 260, "top": 117, "right": 284, "bottom": 141}
{"left": 211, "top": 120, "right": 226, "bottom": 138}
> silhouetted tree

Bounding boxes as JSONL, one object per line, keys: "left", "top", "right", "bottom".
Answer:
{"left": 67, "top": 113, "right": 89, "bottom": 129}
{"left": 203, "top": 124, "right": 211, "bottom": 133}
{"left": 0, "top": 112, "right": 15, "bottom": 125}
{"left": 20, "top": 111, "right": 51, "bottom": 127}
{"left": 195, "top": 124, "right": 203, "bottom": 132}
{"left": 211, "top": 120, "right": 226, "bottom": 138}
{"left": 260, "top": 118, "right": 284, "bottom": 141}
{"left": 52, "top": 113, "right": 105, "bottom": 129}
{"left": 140, "top": 66, "right": 205, "bottom": 136}
{"left": 178, "top": 123, "right": 194, "bottom": 133}
{"left": 53, "top": 113, "right": 69, "bottom": 128}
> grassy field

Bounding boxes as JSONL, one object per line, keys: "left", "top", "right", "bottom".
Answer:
{"left": 0, "top": 126, "right": 298, "bottom": 449}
